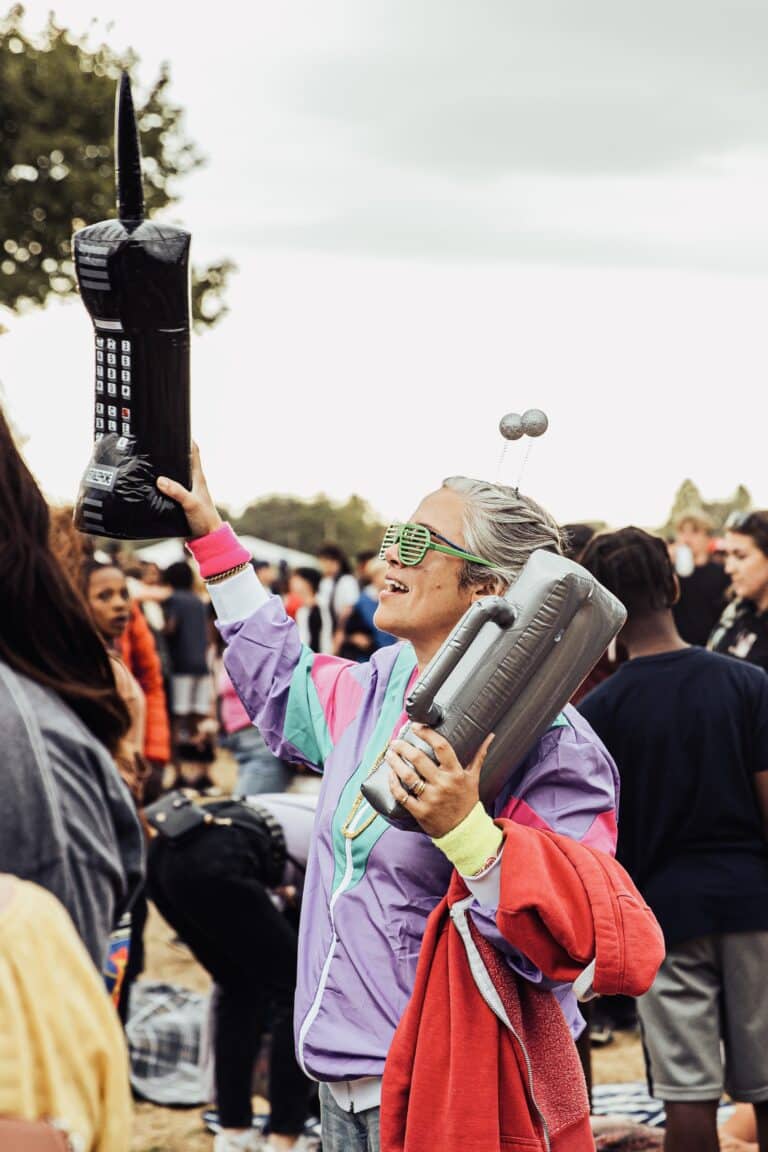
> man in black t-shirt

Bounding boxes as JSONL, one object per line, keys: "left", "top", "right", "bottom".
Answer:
{"left": 578, "top": 527, "right": 768, "bottom": 1152}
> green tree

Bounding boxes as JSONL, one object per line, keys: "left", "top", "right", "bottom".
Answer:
{"left": 231, "top": 493, "right": 387, "bottom": 559}
{"left": 0, "top": 5, "right": 233, "bottom": 329}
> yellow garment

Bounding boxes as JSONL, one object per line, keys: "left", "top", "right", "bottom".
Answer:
{"left": 0, "top": 877, "right": 132, "bottom": 1151}
{"left": 432, "top": 801, "right": 504, "bottom": 876}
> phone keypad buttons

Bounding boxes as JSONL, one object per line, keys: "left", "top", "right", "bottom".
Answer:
{"left": 95, "top": 335, "right": 130, "bottom": 433}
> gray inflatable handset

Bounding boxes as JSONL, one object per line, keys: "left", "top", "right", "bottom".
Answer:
{"left": 360, "top": 549, "right": 626, "bottom": 832}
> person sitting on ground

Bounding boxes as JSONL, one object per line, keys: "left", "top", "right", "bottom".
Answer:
{"left": 578, "top": 527, "right": 768, "bottom": 1152}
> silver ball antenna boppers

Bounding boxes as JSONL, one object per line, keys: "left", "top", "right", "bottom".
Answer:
{"left": 499, "top": 408, "right": 549, "bottom": 441}
{"left": 497, "top": 409, "right": 549, "bottom": 493}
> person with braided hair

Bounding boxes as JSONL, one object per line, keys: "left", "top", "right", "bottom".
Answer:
{"left": 578, "top": 527, "right": 768, "bottom": 1152}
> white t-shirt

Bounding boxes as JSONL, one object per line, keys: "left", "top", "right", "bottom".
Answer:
{"left": 318, "top": 573, "right": 360, "bottom": 624}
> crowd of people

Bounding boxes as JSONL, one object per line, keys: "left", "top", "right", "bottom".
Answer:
{"left": 2, "top": 395, "right": 768, "bottom": 1151}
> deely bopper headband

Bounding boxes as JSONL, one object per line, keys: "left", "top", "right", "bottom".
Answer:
{"left": 73, "top": 71, "right": 192, "bottom": 540}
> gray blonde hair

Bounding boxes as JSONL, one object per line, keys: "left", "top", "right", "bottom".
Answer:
{"left": 442, "top": 476, "right": 562, "bottom": 592}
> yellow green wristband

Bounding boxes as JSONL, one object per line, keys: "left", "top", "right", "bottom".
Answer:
{"left": 431, "top": 802, "right": 503, "bottom": 876}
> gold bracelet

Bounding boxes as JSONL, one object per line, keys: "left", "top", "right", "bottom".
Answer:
{"left": 206, "top": 561, "right": 251, "bottom": 585}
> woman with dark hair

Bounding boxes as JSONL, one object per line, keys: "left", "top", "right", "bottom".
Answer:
{"left": 0, "top": 405, "right": 143, "bottom": 969}
{"left": 82, "top": 557, "right": 171, "bottom": 803}
{"left": 708, "top": 511, "right": 768, "bottom": 674}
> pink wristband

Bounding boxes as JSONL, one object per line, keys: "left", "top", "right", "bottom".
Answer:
{"left": 185, "top": 523, "right": 251, "bottom": 580}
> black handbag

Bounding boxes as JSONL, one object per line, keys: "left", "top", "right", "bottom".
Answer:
{"left": 144, "top": 789, "right": 287, "bottom": 887}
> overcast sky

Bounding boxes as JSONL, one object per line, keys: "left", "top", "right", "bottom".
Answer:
{"left": 3, "top": 0, "right": 768, "bottom": 529}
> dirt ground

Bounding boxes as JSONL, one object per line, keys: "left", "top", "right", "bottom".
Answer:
{"left": 130, "top": 751, "right": 644, "bottom": 1151}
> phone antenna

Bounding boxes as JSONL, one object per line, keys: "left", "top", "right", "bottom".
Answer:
{"left": 115, "top": 71, "right": 145, "bottom": 225}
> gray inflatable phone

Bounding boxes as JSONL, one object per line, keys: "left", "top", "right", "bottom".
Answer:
{"left": 360, "top": 549, "right": 626, "bottom": 832}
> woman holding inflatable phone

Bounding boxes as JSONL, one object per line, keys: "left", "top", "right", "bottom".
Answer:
{"left": 157, "top": 444, "right": 662, "bottom": 1152}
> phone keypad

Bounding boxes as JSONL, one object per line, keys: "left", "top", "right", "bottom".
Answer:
{"left": 95, "top": 334, "right": 132, "bottom": 439}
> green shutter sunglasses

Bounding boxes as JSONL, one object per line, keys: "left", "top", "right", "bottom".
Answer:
{"left": 378, "top": 522, "right": 495, "bottom": 568}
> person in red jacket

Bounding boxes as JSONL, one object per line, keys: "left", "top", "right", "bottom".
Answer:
{"left": 84, "top": 560, "right": 171, "bottom": 1021}
{"left": 118, "top": 598, "right": 172, "bottom": 794}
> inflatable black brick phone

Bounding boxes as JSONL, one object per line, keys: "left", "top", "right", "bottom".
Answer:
{"left": 73, "top": 72, "right": 191, "bottom": 540}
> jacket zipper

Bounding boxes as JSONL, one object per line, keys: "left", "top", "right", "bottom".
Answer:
{"left": 450, "top": 897, "right": 551, "bottom": 1152}
{"left": 296, "top": 801, "right": 372, "bottom": 1076}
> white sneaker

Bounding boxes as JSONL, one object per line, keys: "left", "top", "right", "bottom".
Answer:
{"left": 213, "top": 1130, "right": 264, "bottom": 1152}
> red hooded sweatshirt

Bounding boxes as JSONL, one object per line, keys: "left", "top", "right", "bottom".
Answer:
{"left": 381, "top": 819, "right": 665, "bottom": 1152}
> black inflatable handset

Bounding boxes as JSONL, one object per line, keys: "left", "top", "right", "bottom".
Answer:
{"left": 73, "top": 73, "right": 191, "bottom": 539}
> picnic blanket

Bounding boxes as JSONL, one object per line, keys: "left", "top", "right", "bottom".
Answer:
{"left": 592, "top": 1083, "right": 736, "bottom": 1131}
{"left": 125, "top": 980, "right": 210, "bottom": 1106}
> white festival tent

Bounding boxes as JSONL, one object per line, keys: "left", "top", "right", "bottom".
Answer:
{"left": 132, "top": 535, "right": 317, "bottom": 572}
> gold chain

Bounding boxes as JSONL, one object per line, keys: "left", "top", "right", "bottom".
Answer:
{"left": 341, "top": 744, "right": 390, "bottom": 840}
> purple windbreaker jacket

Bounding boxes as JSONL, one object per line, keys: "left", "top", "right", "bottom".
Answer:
{"left": 220, "top": 592, "right": 619, "bottom": 1083}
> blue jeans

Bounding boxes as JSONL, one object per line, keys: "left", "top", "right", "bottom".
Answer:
{"left": 319, "top": 1084, "right": 380, "bottom": 1152}
{"left": 225, "top": 725, "right": 294, "bottom": 795}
